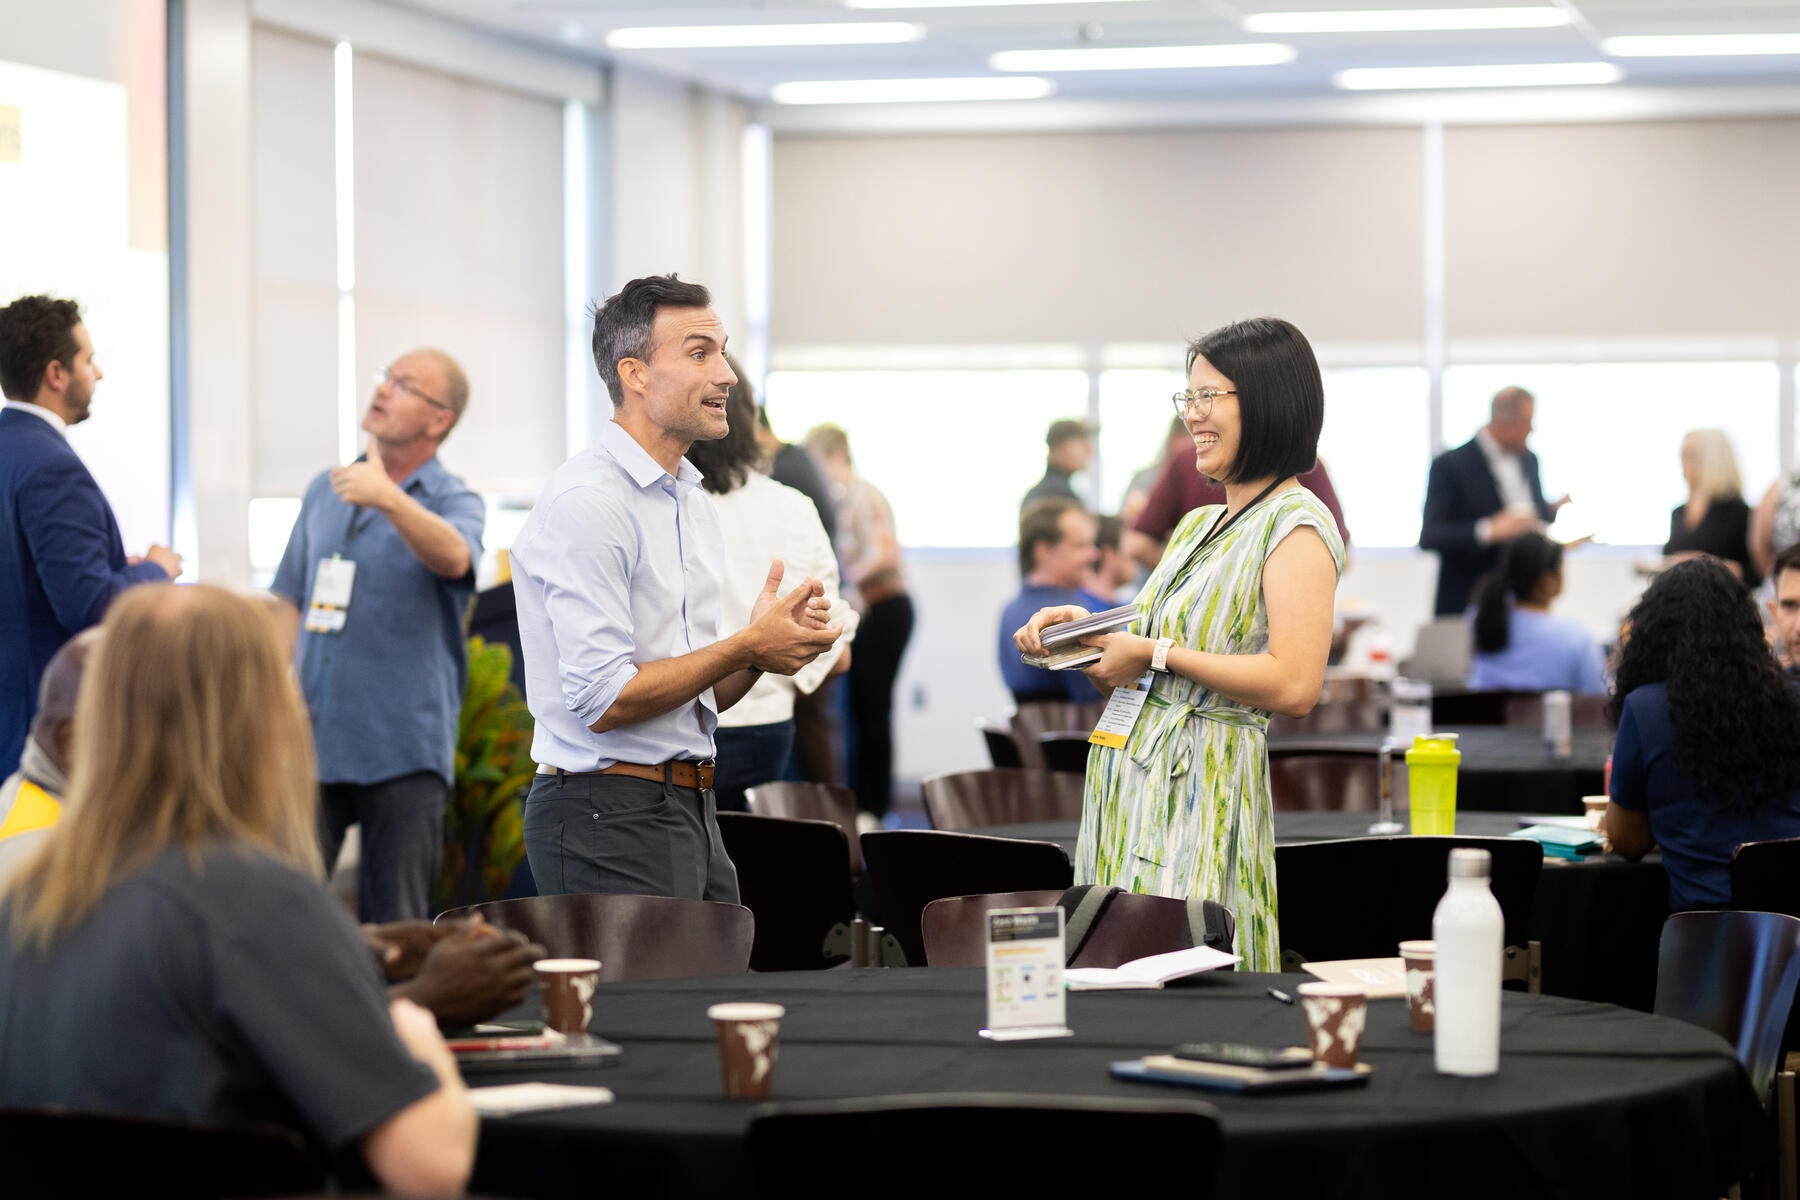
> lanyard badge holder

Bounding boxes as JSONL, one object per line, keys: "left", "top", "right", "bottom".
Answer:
{"left": 305, "top": 554, "right": 357, "bottom": 634}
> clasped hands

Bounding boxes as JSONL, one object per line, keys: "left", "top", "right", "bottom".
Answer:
{"left": 364, "top": 915, "right": 547, "bottom": 1028}
{"left": 1013, "top": 605, "right": 1156, "bottom": 691}
{"left": 743, "top": 558, "right": 842, "bottom": 675}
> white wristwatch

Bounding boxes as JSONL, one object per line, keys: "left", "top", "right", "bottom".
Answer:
{"left": 1149, "top": 637, "right": 1175, "bottom": 673}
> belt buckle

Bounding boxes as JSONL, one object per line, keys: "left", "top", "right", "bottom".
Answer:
{"left": 694, "top": 757, "right": 716, "bottom": 789}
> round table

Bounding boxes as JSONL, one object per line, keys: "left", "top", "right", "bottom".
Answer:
{"left": 1269, "top": 726, "right": 1613, "bottom": 815}
{"left": 471, "top": 969, "right": 1758, "bottom": 1200}
{"left": 971, "top": 812, "right": 1670, "bottom": 1013}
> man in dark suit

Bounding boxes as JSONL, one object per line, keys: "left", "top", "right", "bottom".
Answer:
{"left": 1420, "top": 385, "right": 1565, "bottom": 616}
{"left": 0, "top": 296, "right": 179, "bottom": 775}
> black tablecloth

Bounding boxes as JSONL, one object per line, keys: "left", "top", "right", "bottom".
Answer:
{"left": 471, "top": 969, "right": 1759, "bottom": 1200}
{"left": 1270, "top": 726, "right": 1612, "bottom": 814}
{"left": 972, "top": 813, "right": 1670, "bottom": 1012}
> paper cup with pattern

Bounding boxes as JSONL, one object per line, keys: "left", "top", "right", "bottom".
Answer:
{"left": 708, "top": 1002, "right": 786, "bottom": 1099}
{"left": 1297, "top": 982, "right": 1368, "bottom": 1068}
{"left": 1399, "top": 940, "right": 1436, "bottom": 1033}
{"left": 534, "top": 958, "right": 601, "bottom": 1034}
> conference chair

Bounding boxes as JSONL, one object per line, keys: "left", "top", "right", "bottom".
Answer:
{"left": 1731, "top": 837, "right": 1800, "bottom": 917}
{"left": 1502, "top": 691, "right": 1612, "bottom": 730}
{"left": 745, "top": 780, "right": 862, "bottom": 878}
{"left": 1, "top": 1107, "right": 323, "bottom": 1198}
{"left": 1400, "top": 617, "right": 1473, "bottom": 685}
{"left": 1431, "top": 688, "right": 1541, "bottom": 727}
{"left": 920, "top": 767, "right": 1084, "bottom": 831}
{"left": 978, "top": 720, "right": 1023, "bottom": 768}
{"left": 1266, "top": 747, "right": 1381, "bottom": 812}
{"left": 716, "top": 812, "right": 856, "bottom": 972}
{"left": 1010, "top": 700, "right": 1102, "bottom": 768}
{"left": 747, "top": 1094, "right": 1221, "bottom": 1200}
{"left": 1038, "top": 731, "right": 1093, "bottom": 775}
{"left": 439, "top": 893, "right": 754, "bottom": 981}
{"left": 920, "top": 889, "right": 1065, "bottom": 966}
{"left": 860, "top": 830, "right": 1074, "bottom": 967}
{"left": 1654, "top": 910, "right": 1800, "bottom": 1200}
{"left": 1275, "top": 835, "right": 1543, "bottom": 990}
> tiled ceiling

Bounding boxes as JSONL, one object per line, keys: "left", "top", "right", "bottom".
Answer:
{"left": 389, "top": 0, "right": 1800, "bottom": 102}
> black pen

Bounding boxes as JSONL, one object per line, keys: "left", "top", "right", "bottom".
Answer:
{"left": 1267, "top": 987, "right": 1295, "bottom": 1005}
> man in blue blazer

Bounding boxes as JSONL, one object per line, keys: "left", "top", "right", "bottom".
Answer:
{"left": 0, "top": 296, "right": 179, "bottom": 775}
{"left": 1420, "top": 386, "right": 1565, "bottom": 616}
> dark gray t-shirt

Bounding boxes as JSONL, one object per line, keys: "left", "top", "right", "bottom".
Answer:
{"left": 0, "top": 843, "right": 437, "bottom": 1153}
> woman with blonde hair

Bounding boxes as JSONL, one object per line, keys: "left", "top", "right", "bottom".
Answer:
{"left": 0, "top": 584, "right": 475, "bottom": 1197}
{"left": 1667, "top": 428, "right": 1755, "bottom": 585}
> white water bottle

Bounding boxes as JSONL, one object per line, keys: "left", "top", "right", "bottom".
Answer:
{"left": 1432, "top": 847, "right": 1503, "bottom": 1076}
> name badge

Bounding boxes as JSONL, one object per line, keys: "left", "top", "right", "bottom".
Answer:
{"left": 1089, "top": 680, "right": 1150, "bottom": 749}
{"left": 305, "top": 556, "right": 356, "bottom": 634}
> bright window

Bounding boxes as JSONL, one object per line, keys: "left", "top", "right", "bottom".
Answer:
{"left": 1098, "top": 369, "right": 1184, "bottom": 515}
{"left": 1443, "top": 363, "right": 1779, "bottom": 547}
{"left": 1318, "top": 367, "right": 1430, "bottom": 549}
{"left": 762, "top": 369, "right": 1090, "bottom": 547}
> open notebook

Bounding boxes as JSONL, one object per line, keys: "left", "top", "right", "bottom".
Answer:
{"left": 1065, "top": 944, "right": 1241, "bottom": 991}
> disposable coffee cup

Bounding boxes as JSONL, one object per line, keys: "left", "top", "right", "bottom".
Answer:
{"left": 1399, "top": 940, "right": 1436, "bottom": 1034}
{"left": 1297, "top": 982, "right": 1368, "bottom": 1068}
{"left": 1582, "top": 795, "right": 1609, "bottom": 835}
{"left": 707, "top": 1002, "right": 785, "bottom": 1099}
{"left": 534, "top": 958, "right": 601, "bottom": 1034}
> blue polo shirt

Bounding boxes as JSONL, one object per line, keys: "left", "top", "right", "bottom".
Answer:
{"left": 998, "top": 582, "right": 1102, "bottom": 704}
{"left": 271, "top": 456, "right": 485, "bottom": 786}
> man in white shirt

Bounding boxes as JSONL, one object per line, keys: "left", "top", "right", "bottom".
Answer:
{"left": 509, "top": 275, "right": 840, "bottom": 900}
{"left": 1420, "top": 386, "right": 1567, "bottom": 616}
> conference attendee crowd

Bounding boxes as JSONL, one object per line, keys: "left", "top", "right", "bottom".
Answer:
{"left": 7, "top": 278, "right": 1800, "bottom": 1191}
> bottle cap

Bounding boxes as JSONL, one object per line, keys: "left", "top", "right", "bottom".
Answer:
{"left": 1448, "top": 847, "right": 1491, "bottom": 880}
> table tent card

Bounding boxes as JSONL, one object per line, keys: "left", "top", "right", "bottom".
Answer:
{"left": 980, "top": 907, "right": 1073, "bottom": 1041}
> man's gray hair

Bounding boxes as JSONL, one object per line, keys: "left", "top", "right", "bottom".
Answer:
{"left": 1491, "top": 386, "right": 1534, "bottom": 423}
{"left": 590, "top": 275, "right": 713, "bottom": 406}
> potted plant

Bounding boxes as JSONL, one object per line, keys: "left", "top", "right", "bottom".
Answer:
{"left": 436, "top": 635, "right": 535, "bottom": 911}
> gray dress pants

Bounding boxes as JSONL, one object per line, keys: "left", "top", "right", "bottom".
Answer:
{"left": 523, "top": 770, "right": 739, "bottom": 902}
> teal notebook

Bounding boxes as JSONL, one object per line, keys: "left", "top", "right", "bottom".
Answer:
{"left": 1510, "top": 824, "right": 1602, "bottom": 859}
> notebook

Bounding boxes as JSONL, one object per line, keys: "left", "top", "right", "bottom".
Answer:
{"left": 1064, "top": 944, "right": 1241, "bottom": 991}
{"left": 1112, "top": 1056, "right": 1373, "bottom": 1094}
{"left": 1020, "top": 604, "right": 1139, "bottom": 671}
{"left": 449, "top": 1031, "right": 622, "bottom": 1073}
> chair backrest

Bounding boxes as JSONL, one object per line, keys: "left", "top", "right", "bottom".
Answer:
{"left": 716, "top": 812, "right": 856, "bottom": 972}
{"left": 920, "top": 767, "right": 1084, "bottom": 831}
{"left": 1404, "top": 617, "right": 1473, "bottom": 685}
{"left": 749, "top": 1094, "right": 1221, "bottom": 1198}
{"left": 979, "top": 721, "right": 1024, "bottom": 768}
{"left": 1067, "top": 890, "right": 1210, "bottom": 969}
{"left": 920, "top": 889, "right": 1065, "bottom": 966}
{"left": 441, "top": 893, "right": 754, "bottom": 981}
{"left": 1274, "top": 836, "right": 1542, "bottom": 967}
{"left": 1730, "top": 837, "right": 1800, "bottom": 916}
{"left": 1, "top": 1107, "right": 323, "bottom": 1198}
{"left": 1501, "top": 691, "right": 1611, "bottom": 730}
{"left": 745, "top": 780, "right": 861, "bottom": 877}
{"left": 1038, "top": 732, "right": 1092, "bottom": 775}
{"left": 1010, "top": 700, "right": 1102, "bottom": 768}
{"left": 1654, "top": 910, "right": 1800, "bottom": 1100}
{"left": 1268, "top": 698, "right": 1387, "bottom": 735}
{"left": 860, "top": 830, "right": 1074, "bottom": 966}
{"left": 1431, "top": 688, "right": 1538, "bottom": 727}
{"left": 1266, "top": 750, "right": 1380, "bottom": 812}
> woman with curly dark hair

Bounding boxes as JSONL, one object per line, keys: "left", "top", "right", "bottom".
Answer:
{"left": 1606, "top": 556, "right": 1800, "bottom": 909}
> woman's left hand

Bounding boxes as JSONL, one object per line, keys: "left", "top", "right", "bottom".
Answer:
{"left": 1079, "top": 632, "right": 1154, "bottom": 690}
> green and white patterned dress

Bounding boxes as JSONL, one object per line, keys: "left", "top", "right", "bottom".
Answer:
{"left": 1073, "top": 486, "right": 1346, "bottom": 971}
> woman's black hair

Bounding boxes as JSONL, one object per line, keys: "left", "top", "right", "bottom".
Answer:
{"left": 1609, "top": 556, "right": 1800, "bottom": 814}
{"left": 684, "top": 354, "right": 759, "bottom": 495}
{"left": 1472, "top": 532, "right": 1563, "bottom": 654}
{"left": 1184, "top": 317, "right": 1323, "bottom": 485}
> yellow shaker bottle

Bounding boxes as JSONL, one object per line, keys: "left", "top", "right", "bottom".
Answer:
{"left": 1406, "top": 733, "right": 1461, "bottom": 836}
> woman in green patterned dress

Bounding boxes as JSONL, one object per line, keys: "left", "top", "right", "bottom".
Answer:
{"left": 1014, "top": 318, "right": 1344, "bottom": 970}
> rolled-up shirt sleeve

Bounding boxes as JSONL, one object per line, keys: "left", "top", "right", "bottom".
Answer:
{"left": 533, "top": 487, "right": 642, "bottom": 729}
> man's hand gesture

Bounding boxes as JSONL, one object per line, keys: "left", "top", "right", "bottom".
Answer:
{"left": 331, "top": 438, "right": 401, "bottom": 511}
{"left": 743, "top": 558, "right": 840, "bottom": 675}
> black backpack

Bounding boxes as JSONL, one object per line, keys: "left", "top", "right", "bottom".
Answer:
{"left": 1058, "top": 884, "right": 1236, "bottom": 967}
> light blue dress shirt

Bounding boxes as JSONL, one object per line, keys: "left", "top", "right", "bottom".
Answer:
{"left": 510, "top": 421, "right": 725, "bottom": 772}
{"left": 270, "top": 455, "right": 485, "bottom": 786}
{"left": 1467, "top": 607, "right": 1608, "bottom": 696}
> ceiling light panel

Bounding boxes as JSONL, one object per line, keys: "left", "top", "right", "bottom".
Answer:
{"left": 771, "top": 77, "right": 1057, "bottom": 103}
{"left": 845, "top": 0, "right": 1151, "bottom": 7}
{"left": 1334, "top": 62, "right": 1624, "bottom": 89}
{"left": 1245, "top": 7, "right": 1569, "bottom": 34}
{"left": 1603, "top": 34, "right": 1800, "bottom": 58}
{"left": 606, "top": 23, "right": 924, "bottom": 50}
{"left": 991, "top": 43, "right": 1296, "bottom": 71}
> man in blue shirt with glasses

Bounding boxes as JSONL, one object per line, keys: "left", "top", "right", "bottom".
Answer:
{"left": 272, "top": 349, "right": 485, "bottom": 923}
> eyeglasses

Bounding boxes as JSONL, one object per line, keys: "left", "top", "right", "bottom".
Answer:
{"left": 374, "top": 369, "right": 450, "bottom": 411}
{"left": 1171, "top": 387, "right": 1237, "bottom": 421}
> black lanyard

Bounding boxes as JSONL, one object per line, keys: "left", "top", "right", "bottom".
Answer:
{"left": 1195, "top": 478, "right": 1285, "bottom": 555}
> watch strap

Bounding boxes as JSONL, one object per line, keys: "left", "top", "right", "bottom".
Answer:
{"left": 1150, "top": 637, "right": 1175, "bottom": 673}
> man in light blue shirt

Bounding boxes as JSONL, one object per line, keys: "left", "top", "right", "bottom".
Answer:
{"left": 511, "top": 275, "right": 839, "bottom": 900}
{"left": 271, "top": 349, "right": 485, "bottom": 922}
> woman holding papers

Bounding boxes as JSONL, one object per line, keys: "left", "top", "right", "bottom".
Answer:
{"left": 1015, "top": 318, "right": 1344, "bottom": 971}
{"left": 1605, "top": 558, "right": 1800, "bottom": 910}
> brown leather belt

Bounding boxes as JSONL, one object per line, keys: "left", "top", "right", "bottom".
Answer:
{"left": 556, "top": 759, "right": 715, "bottom": 790}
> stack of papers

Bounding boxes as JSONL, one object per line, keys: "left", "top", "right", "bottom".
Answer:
{"left": 1510, "top": 824, "right": 1604, "bottom": 860}
{"left": 1020, "top": 604, "right": 1138, "bottom": 671}
{"left": 1064, "top": 944, "right": 1240, "bottom": 991}
{"left": 469, "top": 1083, "right": 615, "bottom": 1116}
{"left": 1300, "top": 957, "right": 1407, "bottom": 999}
